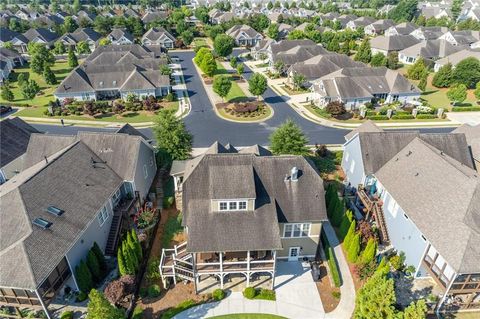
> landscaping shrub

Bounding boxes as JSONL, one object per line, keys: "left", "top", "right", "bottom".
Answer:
{"left": 146, "top": 257, "right": 161, "bottom": 281}
{"left": 347, "top": 233, "right": 361, "bottom": 263}
{"left": 339, "top": 210, "right": 353, "bottom": 240}
{"left": 161, "top": 299, "right": 197, "bottom": 319}
{"left": 147, "top": 284, "right": 161, "bottom": 298}
{"left": 212, "top": 288, "right": 225, "bottom": 301}
{"left": 327, "top": 246, "right": 341, "bottom": 287}
{"left": 243, "top": 287, "right": 256, "bottom": 299}
{"left": 360, "top": 238, "right": 377, "bottom": 264}
{"left": 332, "top": 291, "right": 341, "bottom": 299}
{"left": 104, "top": 279, "right": 126, "bottom": 305}
{"left": 232, "top": 102, "right": 259, "bottom": 113}
{"left": 60, "top": 311, "right": 73, "bottom": 319}
{"left": 451, "top": 106, "right": 480, "bottom": 112}
{"left": 325, "top": 100, "right": 346, "bottom": 116}
{"left": 391, "top": 114, "right": 415, "bottom": 120}
{"left": 86, "top": 250, "right": 102, "bottom": 284}
{"left": 366, "top": 115, "right": 389, "bottom": 120}
{"left": 343, "top": 219, "right": 356, "bottom": 249}
{"left": 256, "top": 289, "right": 276, "bottom": 301}
{"left": 75, "top": 260, "right": 93, "bottom": 294}
{"left": 76, "top": 291, "right": 88, "bottom": 302}
{"left": 390, "top": 252, "right": 406, "bottom": 271}
{"left": 139, "top": 287, "right": 147, "bottom": 298}
{"left": 415, "top": 114, "right": 437, "bottom": 119}
{"left": 166, "top": 93, "right": 175, "bottom": 102}
{"left": 132, "top": 306, "right": 144, "bottom": 319}
{"left": 331, "top": 198, "right": 344, "bottom": 227}
{"left": 163, "top": 196, "right": 174, "bottom": 208}
{"left": 353, "top": 260, "right": 377, "bottom": 280}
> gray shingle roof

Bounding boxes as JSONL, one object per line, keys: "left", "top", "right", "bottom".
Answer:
{"left": 0, "top": 141, "right": 123, "bottom": 289}
{"left": 453, "top": 124, "right": 480, "bottom": 167}
{"left": 115, "top": 123, "right": 148, "bottom": 140}
{"left": 182, "top": 149, "right": 327, "bottom": 253}
{"left": 23, "top": 28, "right": 58, "bottom": 43}
{"left": 400, "top": 39, "right": 466, "bottom": 60}
{"left": 375, "top": 137, "right": 480, "bottom": 273}
{"left": 371, "top": 35, "right": 420, "bottom": 52}
{"left": 0, "top": 118, "right": 40, "bottom": 167}
{"left": 344, "top": 120, "right": 384, "bottom": 141}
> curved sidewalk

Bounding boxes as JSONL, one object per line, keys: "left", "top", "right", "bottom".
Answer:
{"left": 174, "top": 223, "right": 355, "bottom": 319}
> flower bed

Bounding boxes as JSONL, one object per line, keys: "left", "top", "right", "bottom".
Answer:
{"left": 218, "top": 102, "right": 272, "bottom": 122}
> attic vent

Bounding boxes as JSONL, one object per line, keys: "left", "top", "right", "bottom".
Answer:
{"left": 113, "top": 80, "right": 117, "bottom": 85}
{"left": 47, "top": 206, "right": 64, "bottom": 216}
{"left": 33, "top": 218, "right": 52, "bottom": 229}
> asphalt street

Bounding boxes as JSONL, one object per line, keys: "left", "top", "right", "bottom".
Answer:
{"left": 31, "top": 50, "right": 455, "bottom": 147}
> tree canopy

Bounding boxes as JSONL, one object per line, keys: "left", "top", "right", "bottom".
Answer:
{"left": 451, "top": 57, "right": 480, "bottom": 89}
{"left": 213, "top": 75, "right": 232, "bottom": 101}
{"left": 248, "top": 73, "right": 268, "bottom": 98}
{"left": 87, "top": 289, "right": 126, "bottom": 319}
{"left": 214, "top": 34, "right": 235, "bottom": 57}
{"left": 153, "top": 109, "right": 193, "bottom": 161}
{"left": 269, "top": 119, "right": 309, "bottom": 155}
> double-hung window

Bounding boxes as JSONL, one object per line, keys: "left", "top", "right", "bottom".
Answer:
{"left": 283, "top": 223, "right": 311, "bottom": 238}
{"left": 97, "top": 206, "right": 109, "bottom": 226}
{"left": 218, "top": 200, "right": 248, "bottom": 211}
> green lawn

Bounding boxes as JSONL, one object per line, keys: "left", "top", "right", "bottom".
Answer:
{"left": 194, "top": 37, "right": 208, "bottom": 48}
{"left": 215, "top": 61, "right": 248, "bottom": 102}
{"left": 17, "top": 101, "right": 179, "bottom": 123}
{"left": 0, "top": 60, "right": 74, "bottom": 107}
{"left": 209, "top": 315, "right": 286, "bottom": 319}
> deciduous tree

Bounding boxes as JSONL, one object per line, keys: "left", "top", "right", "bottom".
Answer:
{"left": 200, "top": 52, "right": 217, "bottom": 77}
{"left": 267, "top": 23, "right": 279, "bottom": 40}
{"left": 213, "top": 75, "right": 232, "bottom": 101}
{"left": 407, "top": 58, "right": 427, "bottom": 80}
{"left": 1, "top": 84, "right": 14, "bottom": 101}
{"left": 68, "top": 47, "right": 79, "bottom": 68}
{"left": 354, "top": 39, "right": 372, "bottom": 63}
{"left": 214, "top": 34, "right": 235, "bottom": 57}
{"left": 153, "top": 109, "right": 193, "bottom": 160}
{"left": 248, "top": 73, "right": 267, "bottom": 98}
{"left": 269, "top": 119, "right": 309, "bottom": 155}
{"left": 432, "top": 63, "right": 452, "bottom": 88}
{"left": 370, "top": 53, "right": 387, "bottom": 67}
{"left": 43, "top": 65, "right": 57, "bottom": 85}
{"left": 451, "top": 57, "right": 480, "bottom": 89}
{"left": 447, "top": 83, "right": 467, "bottom": 105}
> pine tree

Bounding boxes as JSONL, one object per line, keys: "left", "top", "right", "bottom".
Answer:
{"left": 361, "top": 238, "right": 377, "bottom": 264}
{"left": 343, "top": 219, "right": 356, "bottom": 249}
{"left": 347, "top": 232, "right": 360, "bottom": 263}
{"left": 339, "top": 210, "right": 353, "bottom": 239}
{"left": 75, "top": 260, "right": 93, "bottom": 293}
{"left": 375, "top": 257, "right": 390, "bottom": 276}
{"left": 131, "top": 230, "right": 143, "bottom": 261}
{"left": 354, "top": 272, "right": 396, "bottom": 319}
{"left": 418, "top": 71, "right": 428, "bottom": 91}
{"left": 1, "top": 84, "right": 14, "bottom": 101}
{"left": 87, "top": 289, "right": 126, "bottom": 319}
{"left": 92, "top": 242, "right": 108, "bottom": 276}
{"left": 331, "top": 199, "right": 344, "bottom": 227}
{"left": 127, "top": 231, "right": 139, "bottom": 268}
{"left": 86, "top": 250, "right": 102, "bottom": 283}
{"left": 327, "top": 193, "right": 339, "bottom": 219}
{"left": 354, "top": 39, "right": 371, "bottom": 63}
{"left": 122, "top": 241, "right": 136, "bottom": 274}
{"left": 68, "top": 47, "right": 78, "bottom": 68}
{"left": 117, "top": 247, "right": 127, "bottom": 276}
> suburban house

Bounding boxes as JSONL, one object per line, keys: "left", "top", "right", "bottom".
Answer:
{"left": 370, "top": 35, "right": 421, "bottom": 55}
{"left": 276, "top": 23, "right": 294, "bottom": 40}
{"left": 334, "top": 14, "right": 357, "bottom": 29}
{"left": 33, "top": 14, "right": 64, "bottom": 29}
{"left": 0, "top": 47, "right": 24, "bottom": 82}
{"left": 58, "top": 28, "right": 102, "bottom": 52}
{"left": 160, "top": 142, "right": 327, "bottom": 292}
{"left": 434, "top": 49, "right": 480, "bottom": 71}
{"left": 226, "top": 25, "right": 264, "bottom": 47}
{"left": 15, "top": 8, "right": 39, "bottom": 20}
{"left": 364, "top": 19, "right": 396, "bottom": 36}
{"left": 209, "top": 9, "right": 235, "bottom": 24}
{"left": 398, "top": 39, "right": 466, "bottom": 65}
{"left": 341, "top": 124, "right": 480, "bottom": 312}
{"left": 0, "top": 27, "right": 29, "bottom": 53}
{"left": 0, "top": 118, "right": 40, "bottom": 184}
{"left": 141, "top": 11, "right": 168, "bottom": 24}
{"left": 287, "top": 53, "right": 365, "bottom": 87}
{"left": 421, "top": 5, "right": 452, "bottom": 19}
{"left": 75, "top": 10, "right": 96, "bottom": 24}
{"left": 108, "top": 28, "right": 135, "bottom": 45}
{"left": 251, "top": 38, "right": 275, "bottom": 60}
{"left": 23, "top": 28, "right": 59, "bottom": 49}
{"left": 268, "top": 39, "right": 329, "bottom": 69}
{"left": 385, "top": 22, "right": 418, "bottom": 37}
{"left": 410, "top": 26, "right": 448, "bottom": 41}
{"left": 0, "top": 130, "right": 157, "bottom": 317}
{"left": 55, "top": 44, "right": 171, "bottom": 102}
{"left": 310, "top": 67, "right": 420, "bottom": 110}
{"left": 453, "top": 123, "right": 480, "bottom": 171}
{"left": 346, "top": 16, "right": 376, "bottom": 31}
{"left": 439, "top": 30, "right": 480, "bottom": 46}
{"left": 141, "top": 27, "right": 176, "bottom": 49}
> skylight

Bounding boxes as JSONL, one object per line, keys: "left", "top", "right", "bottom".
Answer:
{"left": 33, "top": 218, "right": 53, "bottom": 229}
{"left": 47, "top": 206, "right": 64, "bottom": 216}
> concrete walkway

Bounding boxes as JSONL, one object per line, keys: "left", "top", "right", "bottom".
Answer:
{"left": 174, "top": 225, "right": 356, "bottom": 319}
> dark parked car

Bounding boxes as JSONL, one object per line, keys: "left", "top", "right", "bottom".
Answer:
{"left": 0, "top": 105, "right": 13, "bottom": 115}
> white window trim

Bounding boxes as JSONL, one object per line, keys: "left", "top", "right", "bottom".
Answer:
{"left": 282, "top": 223, "right": 311, "bottom": 238}
{"left": 217, "top": 200, "right": 248, "bottom": 211}
{"left": 97, "top": 206, "right": 109, "bottom": 226}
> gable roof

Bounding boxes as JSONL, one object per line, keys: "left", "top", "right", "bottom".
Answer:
{"left": 23, "top": 28, "right": 58, "bottom": 43}
{"left": 371, "top": 35, "right": 421, "bottom": 52}
{"left": 181, "top": 144, "right": 327, "bottom": 253}
{"left": 0, "top": 141, "right": 123, "bottom": 290}
{"left": 344, "top": 120, "right": 384, "bottom": 141}
{"left": 400, "top": 39, "right": 466, "bottom": 59}
{"left": 375, "top": 137, "right": 480, "bottom": 273}
{"left": 115, "top": 123, "right": 148, "bottom": 140}
{"left": 0, "top": 118, "right": 40, "bottom": 167}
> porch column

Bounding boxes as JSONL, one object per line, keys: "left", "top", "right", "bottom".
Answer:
{"left": 219, "top": 252, "right": 224, "bottom": 289}
{"left": 247, "top": 251, "right": 251, "bottom": 287}
{"left": 34, "top": 289, "right": 51, "bottom": 319}
{"left": 271, "top": 250, "right": 277, "bottom": 290}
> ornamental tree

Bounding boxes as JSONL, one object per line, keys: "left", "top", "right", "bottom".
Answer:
{"left": 292, "top": 73, "right": 306, "bottom": 90}
{"left": 77, "top": 41, "right": 91, "bottom": 54}
{"left": 20, "top": 80, "right": 40, "bottom": 100}
{"left": 53, "top": 41, "right": 66, "bottom": 54}
{"left": 200, "top": 52, "right": 217, "bottom": 77}
{"left": 1, "top": 84, "right": 14, "bottom": 101}
{"left": 407, "top": 58, "right": 427, "bottom": 80}
{"left": 214, "top": 34, "right": 235, "bottom": 57}
{"left": 343, "top": 219, "right": 356, "bottom": 249}
{"left": 354, "top": 273, "right": 397, "bottom": 319}
{"left": 68, "top": 47, "right": 79, "bottom": 68}
{"left": 87, "top": 289, "right": 126, "bottom": 319}
{"left": 361, "top": 238, "right": 377, "bottom": 264}
{"left": 370, "top": 53, "right": 387, "bottom": 67}
{"left": 213, "top": 75, "right": 232, "bottom": 102}
{"left": 154, "top": 109, "right": 193, "bottom": 160}
{"left": 181, "top": 30, "right": 194, "bottom": 46}
{"left": 248, "top": 72, "right": 267, "bottom": 99}
{"left": 43, "top": 65, "right": 57, "bottom": 85}
{"left": 354, "top": 39, "right": 371, "bottom": 63}
{"left": 75, "top": 260, "right": 93, "bottom": 294}
{"left": 432, "top": 63, "right": 452, "bottom": 88}
{"left": 347, "top": 233, "right": 361, "bottom": 263}
{"left": 269, "top": 119, "right": 309, "bottom": 155}
{"left": 267, "top": 23, "right": 279, "bottom": 40}
{"left": 447, "top": 83, "right": 467, "bottom": 105}
{"left": 451, "top": 57, "right": 480, "bottom": 88}
{"left": 92, "top": 242, "right": 108, "bottom": 276}
{"left": 86, "top": 250, "right": 102, "bottom": 283}
{"left": 386, "top": 52, "right": 399, "bottom": 69}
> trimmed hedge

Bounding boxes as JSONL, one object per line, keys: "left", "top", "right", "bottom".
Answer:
{"left": 366, "top": 115, "right": 389, "bottom": 120}
{"left": 148, "top": 284, "right": 161, "bottom": 298}
{"left": 321, "top": 230, "right": 341, "bottom": 287}
{"left": 451, "top": 106, "right": 480, "bottom": 112}
{"left": 256, "top": 288, "right": 276, "bottom": 301}
{"left": 60, "top": 311, "right": 73, "bottom": 319}
{"left": 132, "top": 306, "right": 144, "bottom": 319}
{"left": 416, "top": 114, "right": 437, "bottom": 119}
{"left": 243, "top": 287, "right": 256, "bottom": 299}
{"left": 391, "top": 114, "right": 415, "bottom": 120}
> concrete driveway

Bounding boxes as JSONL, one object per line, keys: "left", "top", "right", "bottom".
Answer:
{"left": 173, "top": 261, "right": 325, "bottom": 319}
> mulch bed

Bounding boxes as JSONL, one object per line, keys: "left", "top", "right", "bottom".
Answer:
{"left": 315, "top": 259, "right": 341, "bottom": 313}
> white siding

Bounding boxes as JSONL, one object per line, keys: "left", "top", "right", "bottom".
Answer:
{"left": 342, "top": 136, "right": 366, "bottom": 187}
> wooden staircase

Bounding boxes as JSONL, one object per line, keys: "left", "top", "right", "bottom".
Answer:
{"left": 159, "top": 242, "right": 194, "bottom": 287}
{"left": 372, "top": 203, "right": 390, "bottom": 244}
{"left": 105, "top": 212, "right": 123, "bottom": 256}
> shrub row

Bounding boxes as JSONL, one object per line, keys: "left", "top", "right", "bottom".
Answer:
{"left": 365, "top": 115, "right": 389, "bottom": 120}
{"left": 415, "top": 114, "right": 437, "bottom": 119}
{"left": 391, "top": 114, "right": 415, "bottom": 120}
{"left": 74, "top": 242, "right": 108, "bottom": 295}
{"left": 161, "top": 299, "right": 198, "bottom": 319}
{"left": 451, "top": 106, "right": 480, "bottom": 112}
{"left": 320, "top": 230, "right": 341, "bottom": 287}
{"left": 242, "top": 287, "right": 276, "bottom": 300}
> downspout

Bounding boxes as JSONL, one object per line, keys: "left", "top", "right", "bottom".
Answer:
{"left": 65, "top": 255, "right": 80, "bottom": 291}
